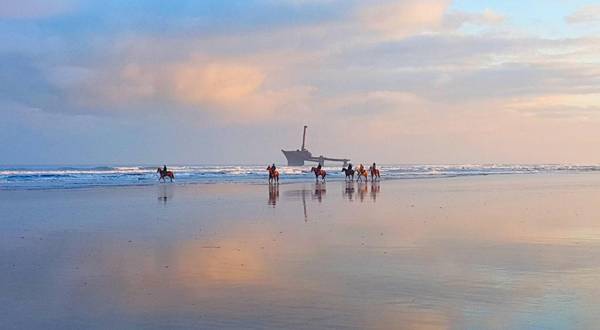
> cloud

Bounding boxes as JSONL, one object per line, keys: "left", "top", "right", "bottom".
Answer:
{"left": 5, "top": 1, "right": 600, "bottom": 162}
{"left": 48, "top": 53, "right": 315, "bottom": 122}
{"left": 358, "top": 0, "right": 450, "bottom": 39}
{"left": 509, "top": 94, "right": 600, "bottom": 120}
{"left": 566, "top": 5, "right": 600, "bottom": 24}
{"left": 170, "top": 60, "right": 265, "bottom": 107}
{"left": 444, "top": 8, "right": 506, "bottom": 29}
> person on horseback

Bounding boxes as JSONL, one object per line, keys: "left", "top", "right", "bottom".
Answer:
{"left": 348, "top": 163, "right": 353, "bottom": 171}
{"left": 369, "top": 162, "right": 380, "bottom": 180}
{"left": 157, "top": 165, "right": 174, "bottom": 182}
{"left": 271, "top": 163, "right": 276, "bottom": 172}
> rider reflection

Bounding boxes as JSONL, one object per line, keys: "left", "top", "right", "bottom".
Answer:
{"left": 312, "top": 182, "right": 326, "bottom": 202}
{"left": 157, "top": 184, "right": 174, "bottom": 204}
{"left": 357, "top": 182, "right": 368, "bottom": 202}
{"left": 343, "top": 181, "right": 380, "bottom": 202}
{"left": 370, "top": 182, "right": 380, "bottom": 202}
{"left": 268, "top": 183, "right": 279, "bottom": 206}
{"left": 343, "top": 181, "right": 355, "bottom": 201}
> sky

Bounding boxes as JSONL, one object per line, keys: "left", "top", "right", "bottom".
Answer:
{"left": 1, "top": 0, "right": 600, "bottom": 165}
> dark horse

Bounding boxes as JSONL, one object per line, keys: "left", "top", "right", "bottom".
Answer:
{"left": 157, "top": 168, "right": 175, "bottom": 182}
{"left": 341, "top": 167, "right": 355, "bottom": 181}
{"left": 311, "top": 166, "right": 326, "bottom": 182}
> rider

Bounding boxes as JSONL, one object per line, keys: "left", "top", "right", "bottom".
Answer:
{"left": 347, "top": 163, "right": 353, "bottom": 171}
{"left": 272, "top": 163, "right": 276, "bottom": 172}
{"left": 163, "top": 165, "right": 167, "bottom": 173}
{"left": 317, "top": 163, "right": 322, "bottom": 172}
{"left": 358, "top": 164, "right": 364, "bottom": 173}
{"left": 371, "top": 163, "right": 377, "bottom": 172}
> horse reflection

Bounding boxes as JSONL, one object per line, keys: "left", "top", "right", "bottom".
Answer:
{"left": 157, "top": 184, "right": 174, "bottom": 204}
{"left": 344, "top": 181, "right": 380, "bottom": 202}
{"left": 268, "top": 183, "right": 279, "bottom": 206}
{"left": 312, "top": 182, "right": 326, "bottom": 202}
{"left": 357, "top": 182, "right": 368, "bottom": 202}
{"left": 370, "top": 182, "right": 380, "bottom": 202}
{"left": 343, "top": 181, "right": 355, "bottom": 201}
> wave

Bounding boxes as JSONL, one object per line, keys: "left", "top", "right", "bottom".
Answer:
{"left": 1, "top": 164, "right": 599, "bottom": 190}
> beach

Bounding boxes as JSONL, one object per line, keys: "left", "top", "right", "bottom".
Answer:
{"left": 3, "top": 173, "right": 600, "bottom": 329}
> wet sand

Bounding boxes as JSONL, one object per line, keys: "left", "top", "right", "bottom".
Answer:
{"left": 2, "top": 174, "right": 600, "bottom": 329}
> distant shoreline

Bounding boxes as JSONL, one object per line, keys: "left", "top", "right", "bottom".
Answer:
{"left": 1, "top": 170, "right": 598, "bottom": 192}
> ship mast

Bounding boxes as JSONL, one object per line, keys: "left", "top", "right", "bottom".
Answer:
{"left": 301, "top": 125, "right": 307, "bottom": 151}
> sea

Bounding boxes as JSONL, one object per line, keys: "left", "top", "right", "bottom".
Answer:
{"left": 1, "top": 164, "right": 600, "bottom": 190}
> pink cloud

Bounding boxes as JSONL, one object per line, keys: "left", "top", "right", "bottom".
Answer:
{"left": 358, "top": 0, "right": 450, "bottom": 39}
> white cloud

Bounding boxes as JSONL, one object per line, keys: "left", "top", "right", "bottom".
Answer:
{"left": 566, "top": 5, "right": 600, "bottom": 24}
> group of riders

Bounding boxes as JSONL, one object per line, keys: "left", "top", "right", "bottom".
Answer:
{"left": 341, "top": 162, "right": 380, "bottom": 182}
{"left": 267, "top": 162, "right": 380, "bottom": 183}
{"left": 157, "top": 163, "right": 381, "bottom": 184}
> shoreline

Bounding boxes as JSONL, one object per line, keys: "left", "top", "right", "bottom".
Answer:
{"left": 1, "top": 170, "right": 597, "bottom": 192}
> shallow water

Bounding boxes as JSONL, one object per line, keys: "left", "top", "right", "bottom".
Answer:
{"left": 2, "top": 174, "right": 600, "bottom": 329}
{"left": 2, "top": 164, "right": 600, "bottom": 189}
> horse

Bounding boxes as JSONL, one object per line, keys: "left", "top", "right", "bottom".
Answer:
{"left": 341, "top": 167, "right": 355, "bottom": 181}
{"left": 356, "top": 167, "right": 368, "bottom": 182}
{"left": 311, "top": 166, "right": 326, "bottom": 181}
{"left": 267, "top": 165, "right": 279, "bottom": 183}
{"left": 369, "top": 166, "right": 380, "bottom": 181}
{"left": 157, "top": 168, "right": 175, "bottom": 182}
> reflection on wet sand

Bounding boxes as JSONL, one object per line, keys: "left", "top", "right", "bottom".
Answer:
{"left": 370, "top": 182, "right": 380, "bottom": 202}
{"left": 157, "top": 184, "right": 174, "bottom": 203}
{"left": 283, "top": 183, "right": 328, "bottom": 221}
{"left": 268, "top": 183, "right": 279, "bottom": 206}
{"left": 343, "top": 181, "right": 381, "bottom": 202}
{"left": 343, "top": 181, "right": 355, "bottom": 201}
{"left": 312, "top": 182, "right": 326, "bottom": 202}
{"left": 5, "top": 175, "right": 600, "bottom": 328}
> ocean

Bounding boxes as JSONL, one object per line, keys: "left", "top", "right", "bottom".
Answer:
{"left": 1, "top": 164, "right": 600, "bottom": 190}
